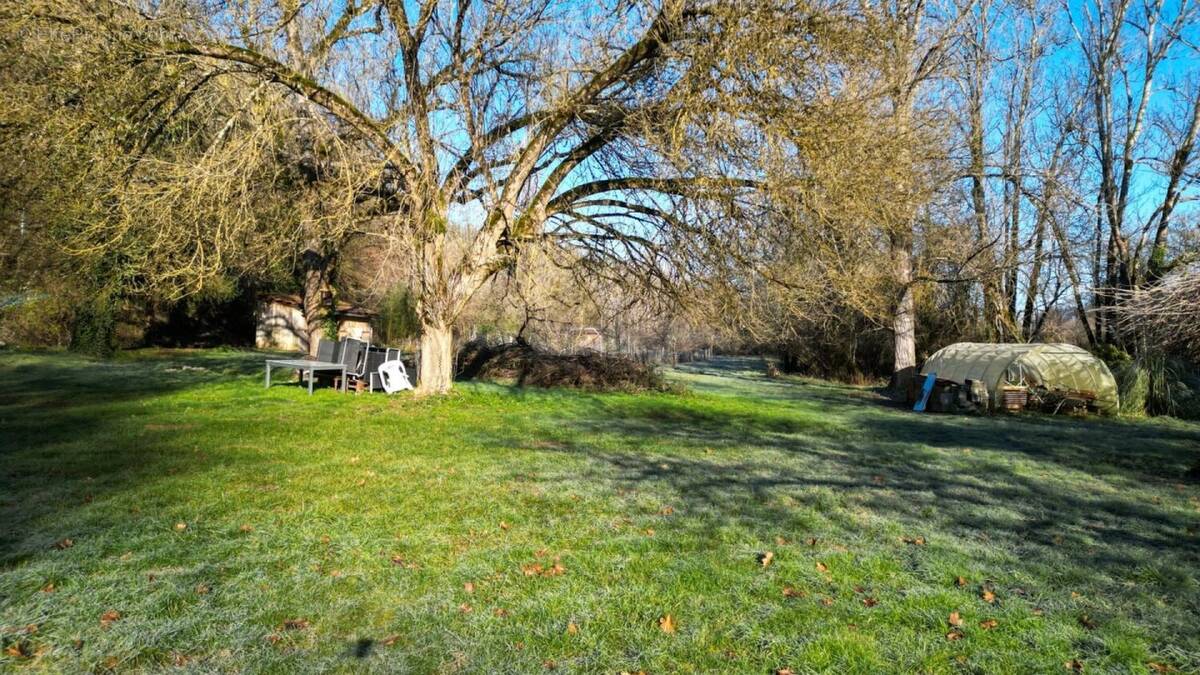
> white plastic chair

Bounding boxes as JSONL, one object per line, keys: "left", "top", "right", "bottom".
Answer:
{"left": 377, "top": 358, "right": 414, "bottom": 393}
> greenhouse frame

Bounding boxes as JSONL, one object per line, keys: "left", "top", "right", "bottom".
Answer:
{"left": 919, "top": 342, "right": 1119, "bottom": 414}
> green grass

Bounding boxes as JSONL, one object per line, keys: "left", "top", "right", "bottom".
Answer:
{"left": 1, "top": 350, "right": 1198, "bottom": 673}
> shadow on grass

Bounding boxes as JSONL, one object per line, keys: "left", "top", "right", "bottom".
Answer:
{"left": 492, "top": 360, "right": 1200, "bottom": 657}
{"left": 0, "top": 349, "right": 294, "bottom": 565}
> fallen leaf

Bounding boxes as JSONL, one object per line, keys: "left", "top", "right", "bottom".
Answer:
{"left": 239, "top": 524, "right": 254, "bottom": 533}
{"left": 463, "top": 582, "right": 475, "bottom": 593}
{"left": 782, "top": 586, "right": 806, "bottom": 598}
{"left": 174, "top": 522, "right": 187, "bottom": 532}
{"left": 494, "top": 608, "right": 510, "bottom": 617}
{"left": 53, "top": 538, "right": 74, "bottom": 550}
{"left": 775, "top": 536, "right": 788, "bottom": 546}
{"left": 981, "top": 590, "right": 996, "bottom": 603}
{"left": 659, "top": 506, "right": 674, "bottom": 516}
{"left": 948, "top": 611, "right": 963, "bottom": 627}
{"left": 522, "top": 563, "right": 543, "bottom": 576}
{"left": 901, "top": 536, "right": 926, "bottom": 546}
{"left": 381, "top": 635, "right": 400, "bottom": 646}
{"left": 1147, "top": 662, "right": 1174, "bottom": 673}
{"left": 777, "top": 669, "right": 796, "bottom": 675}
{"left": 853, "top": 586, "right": 865, "bottom": 594}
{"left": 329, "top": 570, "right": 343, "bottom": 578}
{"left": 195, "top": 583, "right": 210, "bottom": 595}
{"left": 819, "top": 597, "right": 834, "bottom": 606}
{"left": 4, "top": 643, "right": 30, "bottom": 658}
{"left": 514, "top": 641, "right": 524, "bottom": 650}
{"left": 499, "top": 521, "right": 510, "bottom": 531}
{"left": 567, "top": 622, "right": 578, "bottom": 635}
{"left": 100, "top": 610, "right": 121, "bottom": 627}
{"left": 1064, "top": 659, "right": 1083, "bottom": 672}
{"left": 282, "top": 618, "right": 310, "bottom": 631}
{"left": 644, "top": 528, "right": 655, "bottom": 536}
{"left": 1078, "top": 615, "right": 1097, "bottom": 630}
{"left": 459, "top": 603, "right": 472, "bottom": 613}
{"left": 658, "top": 614, "right": 676, "bottom": 634}
{"left": 862, "top": 596, "right": 878, "bottom": 607}
{"left": 955, "top": 576, "right": 968, "bottom": 587}
{"left": 759, "top": 551, "right": 775, "bottom": 567}
{"left": 946, "top": 629, "right": 964, "bottom": 641}
{"left": 980, "top": 619, "right": 998, "bottom": 630}
{"left": 390, "top": 554, "right": 418, "bottom": 569}
{"left": 41, "top": 583, "right": 55, "bottom": 593}
{"left": 543, "top": 659, "right": 556, "bottom": 669}
{"left": 816, "top": 561, "right": 829, "bottom": 573}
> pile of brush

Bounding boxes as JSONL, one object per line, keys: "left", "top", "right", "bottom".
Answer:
{"left": 456, "top": 340, "right": 670, "bottom": 392}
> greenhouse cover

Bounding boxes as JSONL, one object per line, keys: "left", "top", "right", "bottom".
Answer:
{"left": 919, "top": 342, "right": 1119, "bottom": 414}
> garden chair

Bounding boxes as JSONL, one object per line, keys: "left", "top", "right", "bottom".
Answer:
{"left": 315, "top": 338, "right": 342, "bottom": 364}
{"left": 364, "top": 347, "right": 389, "bottom": 392}
{"left": 377, "top": 356, "right": 414, "bottom": 393}
{"left": 367, "top": 348, "right": 413, "bottom": 392}
{"left": 302, "top": 339, "right": 344, "bottom": 388}
{"left": 337, "top": 338, "right": 370, "bottom": 392}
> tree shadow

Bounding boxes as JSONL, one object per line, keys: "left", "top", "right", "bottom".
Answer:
{"left": 501, "top": 361, "right": 1200, "bottom": 656}
{"left": 0, "top": 349, "right": 299, "bottom": 566}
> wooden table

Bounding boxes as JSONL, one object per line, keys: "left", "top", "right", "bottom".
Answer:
{"left": 264, "top": 359, "right": 348, "bottom": 395}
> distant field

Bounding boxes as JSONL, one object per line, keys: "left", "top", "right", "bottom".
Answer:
{"left": 1, "top": 350, "right": 1198, "bottom": 672}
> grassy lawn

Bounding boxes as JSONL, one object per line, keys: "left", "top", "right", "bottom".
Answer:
{"left": 1, "top": 350, "right": 1198, "bottom": 673}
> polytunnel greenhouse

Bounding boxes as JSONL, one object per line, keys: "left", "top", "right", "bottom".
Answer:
{"left": 919, "top": 342, "right": 1119, "bottom": 414}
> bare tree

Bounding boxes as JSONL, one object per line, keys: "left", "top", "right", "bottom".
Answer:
{"left": 873, "top": 0, "right": 967, "bottom": 392}
{"left": 10, "top": 0, "right": 857, "bottom": 392}
{"left": 1069, "top": 0, "right": 1200, "bottom": 341}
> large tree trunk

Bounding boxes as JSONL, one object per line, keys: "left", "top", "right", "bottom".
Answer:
{"left": 300, "top": 248, "right": 329, "bottom": 356}
{"left": 889, "top": 237, "right": 918, "bottom": 399}
{"left": 416, "top": 321, "right": 454, "bottom": 395}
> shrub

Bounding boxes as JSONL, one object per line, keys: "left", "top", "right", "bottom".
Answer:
{"left": 1116, "top": 361, "right": 1150, "bottom": 416}
{"left": 1111, "top": 350, "right": 1200, "bottom": 420}
{"left": 0, "top": 291, "right": 74, "bottom": 347}
{"left": 69, "top": 297, "right": 119, "bottom": 357}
